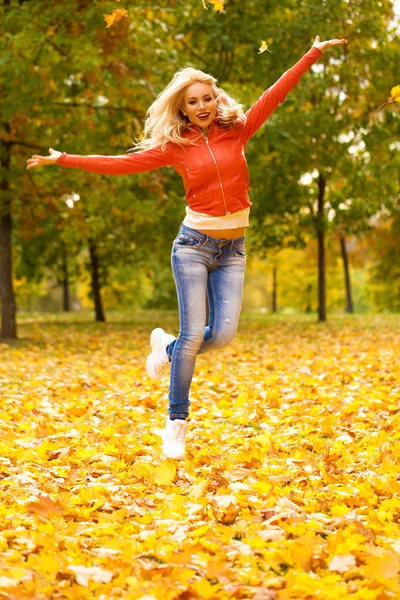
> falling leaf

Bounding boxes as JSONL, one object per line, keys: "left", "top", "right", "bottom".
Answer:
{"left": 377, "top": 84, "right": 400, "bottom": 109}
{"left": 391, "top": 84, "right": 400, "bottom": 102}
{"left": 103, "top": 8, "right": 128, "bottom": 28}
{"left": 258, "top": 41, "right": 272, "bottom": 54}
{"left": 202, "top": 0, "right": 224, "bottom": 12}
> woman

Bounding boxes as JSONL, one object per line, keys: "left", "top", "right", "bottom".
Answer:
{"left": 27, "top": 35, "right": 348, "bottom": 460}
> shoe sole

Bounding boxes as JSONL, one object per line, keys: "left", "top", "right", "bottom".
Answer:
{"left": 162, "top": 446, "right": 185, "bottom": 460}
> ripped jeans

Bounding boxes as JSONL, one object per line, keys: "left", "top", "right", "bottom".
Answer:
{"left": 166, "top": 224, "right": 246, "bottom": 420}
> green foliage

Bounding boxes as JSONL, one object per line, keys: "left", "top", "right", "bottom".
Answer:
{"left": 1, "top": 0, "right": 399, "bottom": 318}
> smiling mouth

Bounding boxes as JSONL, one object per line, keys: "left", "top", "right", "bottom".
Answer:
{"left": 197, "top": 113, "right": 210, "bottom": 120}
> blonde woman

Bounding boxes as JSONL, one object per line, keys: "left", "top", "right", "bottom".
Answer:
{"left": 27, "top": 35, "right": 348, "bottom": 460}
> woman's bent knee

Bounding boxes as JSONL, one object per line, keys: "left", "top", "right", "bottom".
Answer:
{"left": 176, "top": 330, "right": 204, "bottom": 351}
{"left": 210, "top": 328, "right": 237, "bottom": 349}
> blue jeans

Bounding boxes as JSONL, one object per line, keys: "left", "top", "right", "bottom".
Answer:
{"left": 166, "top": 224, "right": 246, "bottom": 420}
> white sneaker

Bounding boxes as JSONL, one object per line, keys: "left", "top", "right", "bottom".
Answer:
{"left": 146, "top": 328, "right": 176, "bottom": 380}
{"left": 161, "top": 418, "right": 188, "bottom": 460}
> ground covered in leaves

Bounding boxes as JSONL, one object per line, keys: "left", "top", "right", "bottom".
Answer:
{"left": 1, "top": 313, "right": 400, "bottom": 600}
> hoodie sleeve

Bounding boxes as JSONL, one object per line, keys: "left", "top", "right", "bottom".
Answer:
{"left": 241, "top": 46, "right": 323, "bottom": 145}
{"left": 56, "top": 144, "right": 173, "bottom": 176}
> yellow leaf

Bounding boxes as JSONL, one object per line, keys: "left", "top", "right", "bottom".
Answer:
{"left": 252, "top": 480, "right": 271, "bottom": 494}
{"left": 337, "top": 533, "right": 367, "bottom": 553}
{"left": 258, "top": 40, "right": 272, "bottom": 54}
{"left": 211, "top": 495, "right": 240, "bottom": 524}
{"left": 234, "top": 391, "right": 248, "bottom": 407}
{"left": 203, "top": 0, "right": 224, "bottom": 11}
{"left": 169, "top": 493, "right": 184, "bottom": 513}
{"left": 330, "top": 504, "right": 351, "bottom": 517}
{"left": 252, "top": 432, "right": 271, "bottom": 446}
{"left": 103, "top": 8, "right": 128, "bottom": 28}
{"left": 189, "top": 479, "right": 209, "bottom": 499}
{"left": 390, "top": 84, "right": 400, "bottom": 102}
{"left": 191, "top": 577, "right": 222, "bottom": 599}
{"left": 154, "top": 461, "right": 176, "bottom": 485}
{"left": 192, "top": 524, "right": 210, "bottom": 537}
{"left": 246, "top": 535, "right": 266, "bottom": 549}
{"left": 321, "top": 416, "right": 334, "bottom": 435}
{"left": 131, "top": 463, "right": 152, "bottom": 480}
{"left": 213, "top": 0, "right": 224, "bottom": 11}
{"left": 363, "top": 551, "right": 400, "bottom": 579}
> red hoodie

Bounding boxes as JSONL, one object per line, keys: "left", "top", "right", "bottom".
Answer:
{"left": 56, "top": 47, "right": 322, "bottom": 217}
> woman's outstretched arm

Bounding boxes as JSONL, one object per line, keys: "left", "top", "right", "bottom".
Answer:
{"left": 241, "top": 35, "right": 348, "bottom": 144}
{"left": 26, "top": 145, "right": 173, "bottom": 176}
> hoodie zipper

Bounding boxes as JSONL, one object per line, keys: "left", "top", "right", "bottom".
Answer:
{"left": 201, "top": 127, "right": 230, "bottom": 215}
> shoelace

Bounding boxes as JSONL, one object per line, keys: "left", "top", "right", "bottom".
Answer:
{"left": 169, "top": 422, "right": 187, "bottom": 441}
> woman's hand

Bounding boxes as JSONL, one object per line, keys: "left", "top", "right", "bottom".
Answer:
{"left": 312, "top": 35, "right": 348, "bottom": 53}
{"left": 26, "top": 148, "right": 62, "bottom": 170}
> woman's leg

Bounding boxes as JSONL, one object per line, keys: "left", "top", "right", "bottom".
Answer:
{"left": 198, "top": 253, "right": 246, "bottom": 354}
{"left": 167, "top": 242, "right": 210, "bottom": 421}
{"left": 165, "top": 228, "right": 246, "bottom": 420}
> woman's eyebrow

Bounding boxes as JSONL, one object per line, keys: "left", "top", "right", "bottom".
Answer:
{"left": 187, "top": 93, "right": 212, "bottom": 100}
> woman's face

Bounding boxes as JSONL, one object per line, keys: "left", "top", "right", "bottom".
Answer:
{"left": 182, "top": 82, "right": 217, "bottom": 130}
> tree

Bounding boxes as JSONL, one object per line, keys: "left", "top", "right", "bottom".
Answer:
{"left": 246, "top": 0, "right": 398, "bottom": 320}
{"left": 1, "top": 0, "right": 187, "bottom": 334}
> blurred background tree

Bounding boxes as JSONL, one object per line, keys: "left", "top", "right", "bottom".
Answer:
{"left": 1, "top": 0, "right": 399, "bottom": 339}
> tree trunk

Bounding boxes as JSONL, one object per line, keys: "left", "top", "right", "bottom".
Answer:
{"left": 272, "top": 264, "right": 277, "bottom": 313}
{"left": 62, "top": 249, "right": 70, "bottom": 312}
{"left": 88, "top": 239, "right": 105, "bottom": 322}
{"left": 0, "top": 137, "right": 17, "bottom": 339}
{"left": 340, "top": 232, "right": 354, "bottom": 314}
{"left": 317, "top": 174, "right": 327, "bottom": 322}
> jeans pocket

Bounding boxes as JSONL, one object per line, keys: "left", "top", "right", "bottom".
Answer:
{"left": 233, "top": 244, "right": 246, "bottom": 258}
{"left": 175, "top": 234, "right": 202, "bottom": 249}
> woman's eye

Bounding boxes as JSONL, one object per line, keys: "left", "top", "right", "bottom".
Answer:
{"left": 188, "top": 98, "right": 212, "bottom": 105}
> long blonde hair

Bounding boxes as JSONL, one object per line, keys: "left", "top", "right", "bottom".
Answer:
{"left": 128, "top": 67, "right": 244, "bottom": 152}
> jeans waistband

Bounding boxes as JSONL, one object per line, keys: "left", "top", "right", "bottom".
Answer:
{"left": 179, "top": 223, "right": 245, "bottom": 247}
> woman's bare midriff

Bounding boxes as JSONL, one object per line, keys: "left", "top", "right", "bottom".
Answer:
{"left": 195, "top": 227, "right": 245, "bottom": 240}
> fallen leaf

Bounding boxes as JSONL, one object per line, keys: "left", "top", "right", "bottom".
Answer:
{"left": 329, "top": 553, "right": 356, "bottom": 573}
{"left": 67, "top": 565, "right": 114, "bottom": 586}
{"left": 27, "top": 494, "right": 63, "bottom": 518}
{"left": 154, "top": 461, "right": 176, "bottom": 485}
